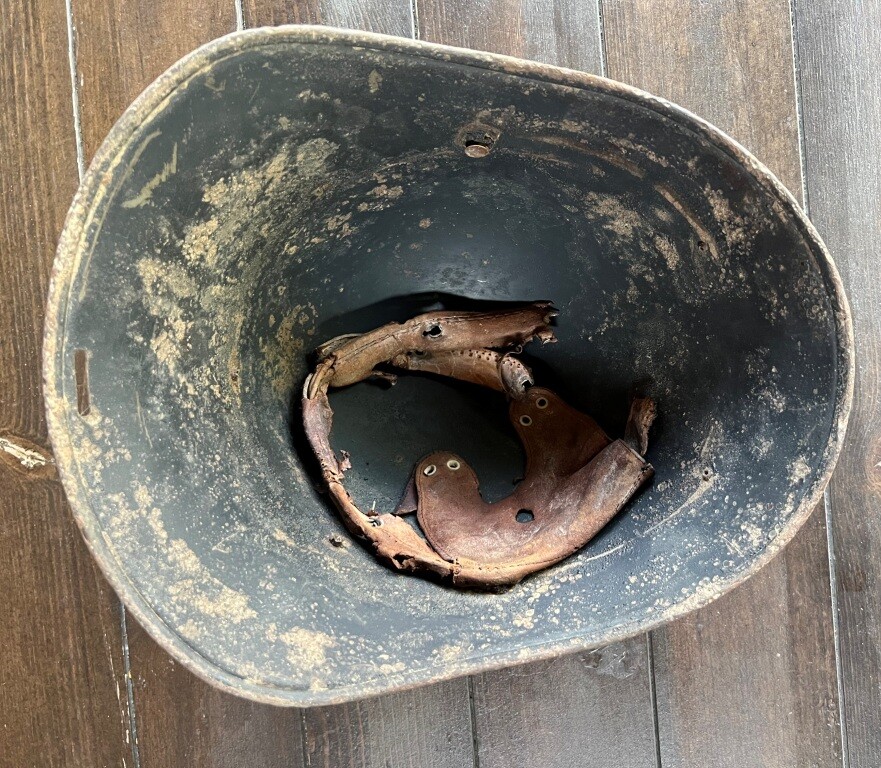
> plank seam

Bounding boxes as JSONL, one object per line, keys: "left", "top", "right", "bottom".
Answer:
{"left": 646, "top": 634, "right": 663, "bottom": 768}
{"left": 119, "top": 603, "right": 142, "bottom": 768}
{"left": 790, "top": 3, "right": 847, "bottom": 764}
{"left": 64, "top": 0, "right": 86, "bottom": 179}
{"left": 788, "top": 0, "right": 810, "bottom": 212}
{"left": 824, "top": 485, "right": 850, "bottom": 767}
{"left": 596, "top": 0, "right": 608, "bottom": 78}
{"left": 298, "top": 709, "right": 310, "bottom": 766}
{"left": 467, "top": 676, "right": 481, "bottom": 768}
{"left": 409, "top": 0, "right": 421, "bottom": 41}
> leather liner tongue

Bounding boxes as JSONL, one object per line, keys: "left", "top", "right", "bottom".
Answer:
{"left": 301, "top": 302, "right": 655, "bottom": 589}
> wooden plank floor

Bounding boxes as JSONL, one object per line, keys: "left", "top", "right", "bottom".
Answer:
{"left": 1, "top": 0, "right": 878, "bottom": 765}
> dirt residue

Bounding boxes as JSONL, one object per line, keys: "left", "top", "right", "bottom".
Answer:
{"left": 134, "top": 146, "right": 298, "bottom": 410}
{"left": 179, "top": 619, "right": 204, "bottom": 641}
{"left": 433, "top": 644, "right": 464, "bottom": 663}
{"left": 790, "top": 457, "right": 811, "bottom": 484}
{"left": 512, "top": 608, "right": 536, "bottom": 629}
{"left": 280, "top": 627, "right": 335, "bottom": 670}
{"left": 296, "top": 138, "right": 338, "bottom": 178}
{"left": 137, "top": 257, "right": 198, "bottom": 304}
{"left": 188, "top": 148, "right": 291, "bottom": 269}
{"left": 167, "top": 537, "right": 257, "bottom": 624}
{"left": 260, "top": 304, "right": 316, "bottom": 397}
{"left": 272, "top": 528, "right": 298, "bottom": 547}
{"left": 369, "top": 183, "right": 403, "bottom": 199}
{"left": 704, "top": 184, "right": 749, "bottom": 249}
{"left": 654, "top": 182, "right": 720, "bottom": 262}
{"left": 654, "top": 234, "right": 680, "bottom": 270}
{"left": 584, "top": 191, "right": 646, "bottom": 240}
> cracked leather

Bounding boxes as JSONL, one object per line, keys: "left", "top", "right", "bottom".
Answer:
{"left": 302, "top": 301, "right": 655, "bottom": 589}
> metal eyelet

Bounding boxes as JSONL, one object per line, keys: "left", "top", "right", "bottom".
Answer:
{"left": 536, "top": 397, "right": 549, "bottom": 409}
{"left": 446, "top": 459, "right": 460, "bottom": 470}
{"left": 423, "top": 464, "right": 437, "bottom": 476}
{"left": 519, "top": 415, "right": 533, "bottom": 426}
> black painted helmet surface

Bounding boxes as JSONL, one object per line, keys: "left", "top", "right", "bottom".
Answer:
{"left": 44, "top": 27, "right": 852, "bottom": 705}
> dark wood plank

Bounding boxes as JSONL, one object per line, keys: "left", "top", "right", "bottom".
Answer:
{"left": 74, "top": 0, "right": 237, "bottom": 161}
{"left": 795, "top": 1, "right": 881, "bottom": 763}
{"left": 244, "top": 0, "right": 413, "bottom": 36}
{"left": 69, "top": 1, "right": 302, "bottom": 764}
{"left": 125, "top": 619, "right": 303, "bottom": 767}
{"left": 471, "top": 639, "right": 658, "bottom": 768}
{"left": 418, "top": 0, "right": 603, "bottom": 70}
{"left": 603, "top": 1, "right": 841, "bottom": 765}
{"left": 0, "top": 0, "right": 132, "bottom": 765}
{"left": 417, "top": 5, "right": 660, "bottom": 767}
{"left": 650, "top": 513, "right": 840, "bottom": 766}
{"left": 303, "top": 682, "right": 475, "bottom": 768}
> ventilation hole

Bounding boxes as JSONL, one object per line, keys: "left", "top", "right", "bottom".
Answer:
{"left": 423, "top": 324, "right": 443, "bottom": 338}
{"left": 516, "top": 509, "right": 535, "bottom": 523}
{"left": 535, "top": 397, "right": 549, "bottom": 409}
{"left": 519, "top": 415, "right": 533, "bottom": 426}
{"left": 702, "top": 467, "right": 713, "bottom": 480}
{"left": 446, "top": 459, "right": 460, "bottom": 470}
{"left": 423, "top": 464, "right": 437, "bottom": 476}
{"left": 697, "top": 240, "right": 707, "bottom": 251}
{"left": 74, "top": 349, "right": 91, "bottom": 416}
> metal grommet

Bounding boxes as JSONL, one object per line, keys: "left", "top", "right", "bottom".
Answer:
{"left": 536, "top": 397, "right": 549, "bottom": 409}
{"left": 464, "top": 141, "right": 491, "bottom": 158}
{"left": 519, "top": 415, "right": 533, "bottom": 426}
{"left": 423, "top": 464, "right": 437, "bottom": 476}
{"left": 446, "top": 459, "right": 460, "bottom": 470}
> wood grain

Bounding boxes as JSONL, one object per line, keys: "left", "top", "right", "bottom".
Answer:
{"left": 303, "top": 681, "right": 475, "bottom": 768}
{"left": 125, "top": 619, "right": 303, "bottom": 767}
{"left": 796, "top": 1, "right": 881, "bottom": 763}
{"left": 73, "top": 0, "right": 237, "bottom": 161}
{"left": 603, "top": 1, "right": 841, "bottom": 765}
{"left": 471, "top": 640, "right": 658, "bottom": 768}
{"left": 244, "top": 0, "right": 413, "bottom": 35}
{"left": 418, "top": 0, "right": 603, "bottom": 70}
{"left": 0, "top": 0, "right": 132, "bottom": 765}
{"left": 416, "top": 5, "right": 660, "bottom": 767}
